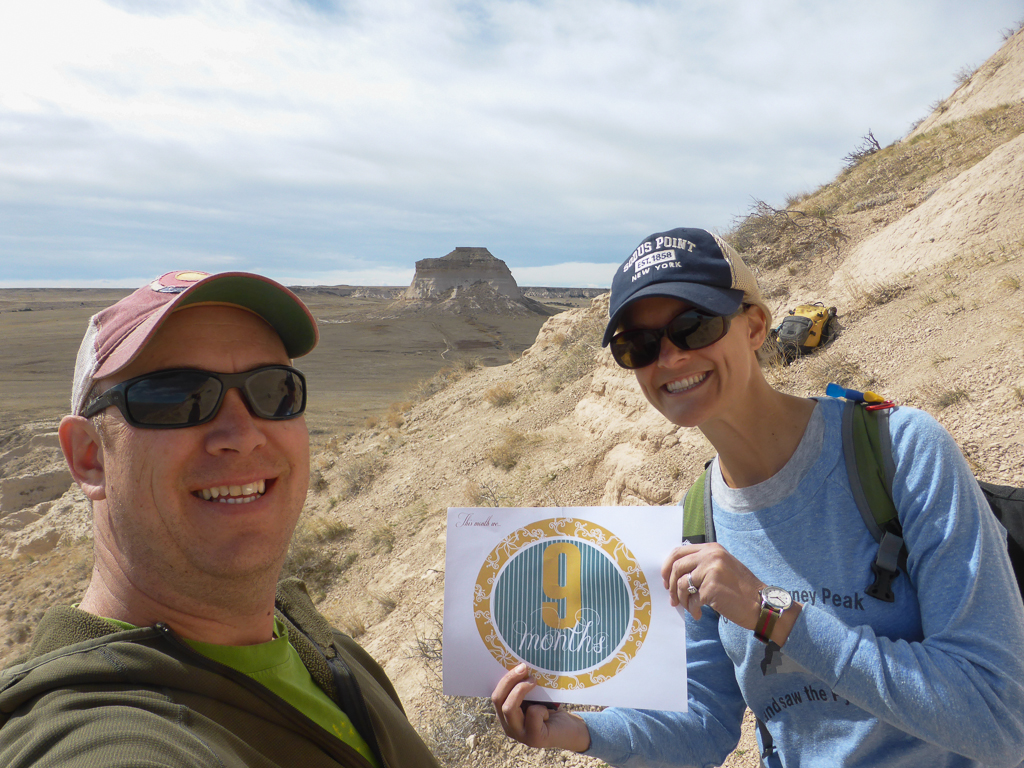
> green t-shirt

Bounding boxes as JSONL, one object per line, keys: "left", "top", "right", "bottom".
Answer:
{"left": 103, "top": 617, "right": 379, "bottom": 767}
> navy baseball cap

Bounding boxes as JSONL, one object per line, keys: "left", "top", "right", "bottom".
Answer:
{"left": 602, "top": 228, "right": 772, "bottom": 346}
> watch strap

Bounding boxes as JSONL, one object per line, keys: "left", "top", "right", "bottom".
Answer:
{"left": 754, "top": 603, "right": 781, "bottom": 643}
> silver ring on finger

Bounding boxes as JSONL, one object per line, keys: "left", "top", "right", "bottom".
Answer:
{"left": 687, "top": 572, "right": 698, "bottom": 595}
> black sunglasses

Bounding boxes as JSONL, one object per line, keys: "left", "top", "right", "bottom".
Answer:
{"left": 83, "top": 365, "right": 307, "bottom": 429}
{"left": 610, "top": 309, "right": 734, "bottom": 370}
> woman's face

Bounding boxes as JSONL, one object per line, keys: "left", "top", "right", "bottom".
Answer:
{"left": 620, "top": 296, "right": 765, "bottom": 428}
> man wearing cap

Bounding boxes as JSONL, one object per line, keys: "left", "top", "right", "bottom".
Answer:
{"left": 0, "top": 271, "right": 441, "bottom": 768}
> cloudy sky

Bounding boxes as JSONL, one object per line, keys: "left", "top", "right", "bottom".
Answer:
{"left": 1, "top": 0, "right": 1020, "bottom": 288}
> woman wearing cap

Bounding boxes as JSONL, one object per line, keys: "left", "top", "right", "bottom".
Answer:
{"left": 491, "top": 228, "right": 1024, "bottom": 767}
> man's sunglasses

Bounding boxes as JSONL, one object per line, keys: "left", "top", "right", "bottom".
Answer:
{"left": 83, "top": 366, "right": 307, "bottom": 429}
{"left": 609, "top": 309, "right": 735, "bottom": 370}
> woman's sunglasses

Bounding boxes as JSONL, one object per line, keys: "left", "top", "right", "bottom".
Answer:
{"left": 610, "top": 309, "right": 734, "bottom": 370}
{"left": 82, "top": 365, "right": 307, "bottom": 429}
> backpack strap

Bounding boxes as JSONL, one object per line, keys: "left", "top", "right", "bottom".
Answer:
{"left": 841, "top": 400, "right": 907, "bottom": 602}
{"left": 682, "top": 463, "right": 716, "bottom": 544}
{"left": 277, "top": 603, "right": 386, "bottom": 767}
{"left": 977, "top": 482, "right": 1024, "bottom": 598}
{"left": 757, "top": 716, "right": 777, "bottom": 763}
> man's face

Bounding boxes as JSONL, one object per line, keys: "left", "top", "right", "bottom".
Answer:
{"left": 92, "top": 305, "right": 309, "bottom": 604}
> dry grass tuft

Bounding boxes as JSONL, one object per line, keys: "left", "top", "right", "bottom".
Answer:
{"left": 370, "top": 524, "right": 396, "bottom": 554}
{"left": 339, "top": 453, "right": 385, "bottom": 498}
{"left": 411, "top": 613, "right": 499, "bottom": 767}
{"left": 463, "top": 480, "right": 507, "bottom": 506}
{"left": 545, "top": 342, "right": 597, "bottom": 392}
{"left": 310, "top": 518, "right": 354, "bottom": 543}
{"left": 338, "top": 611, "right": 366, "bottom": 639}
{"left": 800, "top": 350, "right": 875, "bottom": 393}
{"left": 538, "top": 330, "right": 568, "bottom": 348}
{"left": 1012, "top": 386, "right": 1024, "bottom": 408}
{"left": 310, "top": 469, "right": 329, "bottom": 494}
{"left": 410, "top": 357, "right": 481, "bottom": 401}
{"left": 483, "top": 381, "right": 517, "bottom": 407}
{"left": 382, "top": 401, "right": 411, "bottom": 429}
{"left": 485, "top": 428, "right": 536, "bottom": 470}
{"left": 860, "top": 280, "right": 911, "bottom": 307}
{"left": 936, "top": 387, "right": 971, "bottom": 410}
{"left": 954, "top": 64, "right": 976, "bottom": 87}
{"left": 371, "top": 590, "right": 398, "bottom": 615}
{"left": 998, "top": 275, "right": 1021, "bottom": 292}
{"left": 919, "top": 383, "right": 972, "bottom": 411}
{"left": 281, "top": 518, "right": 359, "bottom": 597}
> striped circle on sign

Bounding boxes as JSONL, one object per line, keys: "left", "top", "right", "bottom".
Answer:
{"left": 474, "top": 517, "right": 651, "bottom": 690}
{"left": 493, "top": 539, "right": 629, "bottom": 673}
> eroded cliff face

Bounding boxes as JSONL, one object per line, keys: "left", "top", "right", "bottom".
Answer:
{"left": 404, "top": 247, "right": 523, "bottom": 301}
{"left": 393, "top": 246, "right": 557, "bottom": 316}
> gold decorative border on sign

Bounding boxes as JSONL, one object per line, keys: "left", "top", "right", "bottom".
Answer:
{"left": 473, "top": 517, "right": 651, "bottom": 690}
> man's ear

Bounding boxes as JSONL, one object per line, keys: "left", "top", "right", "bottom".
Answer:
{"left": 58, "top": 415, "right": 106, "bottom": 501}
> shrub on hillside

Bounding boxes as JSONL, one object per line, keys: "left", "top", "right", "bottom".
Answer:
{"left": 483, "top": 381, "right": 517, "bottom": 407}
{"left": 281, "top": 517, "right": 358, "bottom": 597}
{"left": 340, "top": 453, "right": 385, "bottom": 498}
{"left": 842, "top": 130, "right": 882, "bottom": 168}
{"left": 728, "top": 199, "right": 847, "bottom": 267}
{"left": 486, "top": 428, "right": 534, "bottom": 470}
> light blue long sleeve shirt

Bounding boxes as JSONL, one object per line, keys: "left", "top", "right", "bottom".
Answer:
{"left": 580, "top": 398, "right": 1024, "bottom": 767}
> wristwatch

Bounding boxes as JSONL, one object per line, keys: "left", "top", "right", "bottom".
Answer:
{"left": 754, "top": 585, "right": 792, "bottom": 643}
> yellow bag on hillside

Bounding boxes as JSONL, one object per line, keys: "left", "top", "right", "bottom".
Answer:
{"left": 771, "top": 303, "right": 837, "bottom": 363}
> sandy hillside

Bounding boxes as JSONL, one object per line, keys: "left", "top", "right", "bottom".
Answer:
{"left": 3, "top": 25, "right": 1024, "bottom": 768}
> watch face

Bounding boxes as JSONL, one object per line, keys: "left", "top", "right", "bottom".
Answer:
{"left": 761, "top": 586, "right": 792, "bottom": 611}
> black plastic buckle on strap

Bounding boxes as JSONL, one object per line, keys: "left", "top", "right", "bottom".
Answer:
{"left": 866, "top": 561, "right": 898, "bottom": 602}
{"left": 865, "top": 530, "right": 904, "bottom": 603}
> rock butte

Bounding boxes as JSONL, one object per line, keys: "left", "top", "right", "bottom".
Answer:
{"left": 404, "top": 247, "right": 523, "bottom": 301}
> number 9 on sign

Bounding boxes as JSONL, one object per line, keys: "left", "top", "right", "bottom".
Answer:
{"left": 542, "top": 542, "right": 582, "bottom": 629}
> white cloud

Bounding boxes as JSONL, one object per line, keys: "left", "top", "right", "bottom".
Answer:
{"left": 0, "top": 0, "right": 1020, "bottom": 285}
{"left": 282, "top": 266, "right": 416, "bottom": 286}
{"left": 510, "top": 262, "right": 617, "bottom": 289}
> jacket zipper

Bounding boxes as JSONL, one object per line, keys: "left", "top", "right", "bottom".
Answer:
{"left": 153, "top": 623, "right": 383, "bottom": 768}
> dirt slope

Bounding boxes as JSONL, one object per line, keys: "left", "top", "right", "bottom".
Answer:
{"left": 2, "top": 25, "right": 1023, "bottom": 768}
{"left": 909, "top": 27, "right": 1024, "bottom": 138}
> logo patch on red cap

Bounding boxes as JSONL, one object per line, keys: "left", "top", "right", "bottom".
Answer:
{"left": 149, "top": 271, "right": 211, "bottom": 294}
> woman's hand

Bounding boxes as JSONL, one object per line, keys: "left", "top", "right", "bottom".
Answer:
{"left": 491, "top": 664, "right": 592, "bottom": 753}
{"left": 662, "top": 542, "right": 772, "bottom": 629}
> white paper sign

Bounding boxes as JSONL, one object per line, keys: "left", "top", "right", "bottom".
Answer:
{"left": 443, "top": 507, "right": 688, "bottom": 711}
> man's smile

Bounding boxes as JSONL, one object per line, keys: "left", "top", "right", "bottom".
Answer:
{"left": 194, "top": 479, "right": 268, "bottom": 503}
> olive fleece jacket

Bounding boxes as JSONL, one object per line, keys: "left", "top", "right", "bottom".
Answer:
{"left": 0, "top": 579, "right": 441, "bottom": 768}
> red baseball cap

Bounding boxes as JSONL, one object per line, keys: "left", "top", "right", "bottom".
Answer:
{"left": 71, "top": 270, "right": 319, "bottom": 415}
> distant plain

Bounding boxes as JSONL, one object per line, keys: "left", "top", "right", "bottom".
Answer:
{"left": 0, "top": 288, "right": 592, "bottom": 443}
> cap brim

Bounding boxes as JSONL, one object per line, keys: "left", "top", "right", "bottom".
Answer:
{"left": 93, "top": 272, "right": 318, "bottom": 380}
{"left": 602, "top": 283, "right": 743, "bottom": 346}
{"left": 178, "top": 273, "right": 318, "bottom": 358}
